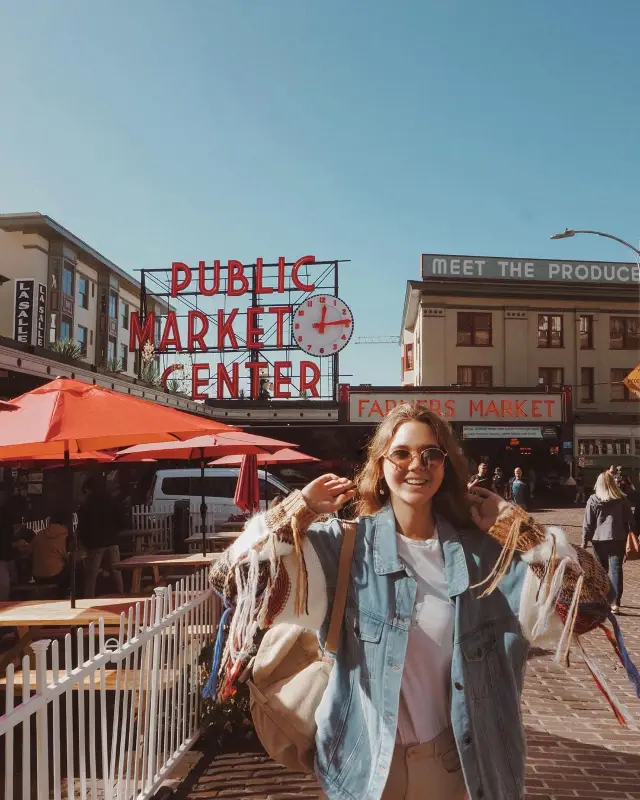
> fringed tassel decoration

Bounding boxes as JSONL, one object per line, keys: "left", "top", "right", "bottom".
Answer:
{"left": 535, "top": 534, "right": 558, "bottom": 603}
{"left": 604, "top": 612, "right": 640, "bottom": 700}
{"left": 292, "top": 513, "right": 310, "bottom": 616}
{"left": 576, "top": 637, "right": 634, "bottom": 726}
{"left": 203, "top": 604, "right": 232, "bottom": 699}
{"left": 554, "top": 573, "right": 584, "bottom": 667}
{"left": 472, "top": 514, "right": 522, "bottom": 597}
{"left": 529, "top": 556, "right": 572, "bottom": 640}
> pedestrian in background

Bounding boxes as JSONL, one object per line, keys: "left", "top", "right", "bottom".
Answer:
{"left": 32, "top": 512, "right": 69, "bottom": 598}
{"left": 510, "top": 467, "right": 530, "bottom": 510}
{"left": 78, "top": 477, "right": 126, "bottom": 597}
{"left": 582, "top": 471, "right": 635, "bottom": 614}
{"left": 491, "top": 467, "right": 506, "bottom": 498}
{"left": 575, "top": 468, "right": 586, "bottom": 504}
{"left": 467, "top": 460, "right": 491, "bottom": 490}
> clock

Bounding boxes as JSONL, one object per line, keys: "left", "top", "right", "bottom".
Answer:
{"left": 292, "top": 294, "right": 354, "bottom": 357}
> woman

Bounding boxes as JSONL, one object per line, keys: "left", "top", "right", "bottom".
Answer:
{"left": 210, "top": 404, "right": 612, "bottom": 800}
{"left": 32, "top": 513, "right": 69, "bottom": 597}
{"left": 581, "top": 471, "right": 635, "bottom": 614}
{"left": 491, "top": 466, "right": 506, "bottom": 498}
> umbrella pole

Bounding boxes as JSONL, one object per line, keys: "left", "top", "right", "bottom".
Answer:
{"left": 65, "top": 446, "right": 77, "bottom": 608}
{"left": 200, "top": 448, "right": 207, "bottom": 556}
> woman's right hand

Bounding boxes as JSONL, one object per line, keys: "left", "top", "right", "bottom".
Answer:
{"left": 302, "top": 474, "right": 356, "bottom": 515}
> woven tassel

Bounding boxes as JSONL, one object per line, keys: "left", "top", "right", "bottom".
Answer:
{"left": 536, "top": 533, "right": 558, "bottom": 603}
{"left": 530, "top": 556, "right": 571, "bottom": 640}
{"left": 292, "top": 513, "right": 309, "bottom": 616}
{"left": 202, "top": 604, "right": 232, "bottom": 699}
{"left": 576, "top": 637, "right": 634, "bottom": 726}
{"left": 472, "top": 514, "right": 521, "bottom": 597}
{"left": 554, "top": 574, "right": 584, "bottom": 667}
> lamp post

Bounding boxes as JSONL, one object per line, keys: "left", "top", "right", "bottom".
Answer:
{"left": 550, "top": 228, "right": 640, "bottom": 259}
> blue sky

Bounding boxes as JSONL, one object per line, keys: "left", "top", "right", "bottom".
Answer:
{"left": 1, "top": 1, "right": 639, "bottom": 389}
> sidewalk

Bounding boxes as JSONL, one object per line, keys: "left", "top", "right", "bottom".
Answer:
{"left": 169, "top": 506, "right": 640, "bottom": 800}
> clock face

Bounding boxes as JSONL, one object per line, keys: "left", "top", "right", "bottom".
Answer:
{"left": 292, "top": 294, "right": 354, "bottom": 357}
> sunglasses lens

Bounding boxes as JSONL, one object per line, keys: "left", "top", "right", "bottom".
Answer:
{"left": 421, "top": 448, "right": 445, "bottom": 468}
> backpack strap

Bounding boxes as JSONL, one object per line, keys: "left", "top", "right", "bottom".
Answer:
{"left": 324, "top": 521, "right": 357, "bottom": 655}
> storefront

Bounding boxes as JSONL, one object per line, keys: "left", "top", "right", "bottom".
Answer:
{"left": 574, "top": 423, "right": 640, "bottom": 487}
{"left": 347, "top": 387, "right": 569, "bottom": 484}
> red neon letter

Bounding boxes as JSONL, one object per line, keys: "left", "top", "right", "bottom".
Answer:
{"left": 255, "top": 258, "right": 273, "bottom": 294}
{"left": 277, "top": 257, "right": 286, "bottom": 293}
{"left": 198, "top": 260, "right": 221, "bottom": 296}
{"left": 171, "top": 262, "right": 192, "bottom": 297}
{"left": 358, "top": 398, "right": 369, "bottom": 418}
{"left": 158, "top": 311, "right": 183, "bottom": 352}
{"left": 161, "top": 364, "right": 183, "bottom": 389}
{"left": 129, "top": 311, "right": 155, "bottom": 350}
{"left": 300, "top": 360, "right": 320, "bottom": 398}
{"left": 216, "top": 362, "right": 239, "bottom": 399}
{"left": 246, "top": 307, "right": 265, "bottom": 349}
{"left": 227, "top": 260, "right": 249, "bottom": 296}
{"left": 268, "top": 306, "right": 291, "bottom": 348}
{"left": 291, "top": 255, "right": 316, "bottom": 292}
{"left": 216, "top": 308, "right": 239, "bottom": 350}
{"left": 245, "top": 360, "right": 268, "bottom": 399}
{"left": 273, "top": 361, "right": 292, "bottom": 398}
{"left": 191, "top": 363, "right": 209, "bottom": 400}
{"left": 187, "top": 310, "right": 209, "bottom": 352}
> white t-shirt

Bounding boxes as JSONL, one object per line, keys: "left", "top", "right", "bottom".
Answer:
{"left": 395, "top": 529, "right": 455, "bottom": 746}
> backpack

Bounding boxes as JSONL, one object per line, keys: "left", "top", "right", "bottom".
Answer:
{"left": 244, "top": 521, "right": 357, "bottom": 773}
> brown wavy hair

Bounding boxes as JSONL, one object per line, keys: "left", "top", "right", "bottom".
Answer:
{"left": 354, "top": 403, "right": 473, "bottom": 528}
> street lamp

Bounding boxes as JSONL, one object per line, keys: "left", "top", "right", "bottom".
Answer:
{"left": 550, "top": 228, "right": 640, "bottom": 259}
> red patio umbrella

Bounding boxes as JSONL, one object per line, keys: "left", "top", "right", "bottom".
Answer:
{"left": 0, "top": 377, "right": 236, "bottom": 604}
{"left": 234, "top": 454, "right": 261, "bottom": 513}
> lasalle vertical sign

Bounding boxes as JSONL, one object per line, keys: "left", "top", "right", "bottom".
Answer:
{"left": 13, "top": 279, "right": 47, "bottom": 346}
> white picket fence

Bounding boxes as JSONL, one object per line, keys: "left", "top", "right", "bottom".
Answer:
{"left": 0, "top": 568, "right": 221, "bottom": 800}
{"left": 24, "top": 514, "right": 78, "bottom": 535}
{"left": 130, "top": 504, "right": 217, "bottom": 554}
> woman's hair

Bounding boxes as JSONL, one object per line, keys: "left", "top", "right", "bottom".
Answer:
{"left": 594, "top": 471, "right": 625, "bottom": 502}
{"left": 354, "top": 403, "right": 473, "bottom": 527}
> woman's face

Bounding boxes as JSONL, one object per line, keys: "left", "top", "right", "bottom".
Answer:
{"left": 382, "top": 420, "right": 446, "bottom": 509}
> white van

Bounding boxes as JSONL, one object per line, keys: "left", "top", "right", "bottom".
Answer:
{"left": 147, "top": 467, "right": 291, "bottom": 526}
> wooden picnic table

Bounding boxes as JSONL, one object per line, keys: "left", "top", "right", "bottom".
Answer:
{"left": 0, "top": 597, "right": 144, "bottom": 671}
{"left": 115, "top": 552, "right": 220, "bottom": 593}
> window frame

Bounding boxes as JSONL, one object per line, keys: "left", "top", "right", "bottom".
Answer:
{"left": 121, "top": 301, "right": 129, "bottom": 330}
{"left": 77, "top": 276, "right": 89, "bottom": 309}
{"left": 579, "top": 366, "right": 594, "bottom": 403}
{"left": 579, "top": 315, "right": 593, "bottom": 350}
{"left": 537, "top": 314, "right": 564, "bottom": 348}
{"left": 60, "top": 318, "right": 72, "bottom": 342}
{"left": 62, "top": 264, "right": 74, "bottom": 298}
{"left": 108, "top": 292, "right": 118, "bottom": 320}
{"left": 611, "top": 368, "right": 635, "bottom": 402}
{"left": 610, "top": 316, "right": 640, "bottom": 350}
{"left": 539, "top": 367, "right": 564, "bottom": 390}
{"left": 120, "top": 343, "right": 128, "bottom": 372}
{"left": 404, "top": 343, "right": 414, "bottom": 372}
{"left": 456, "top": 312, "right": 492, "bottom": 347}
{"left": 457, "top": 365, "right": 493, "bottom": 388}
{"left": 76, "top": 324, "right": 88, "bottom": 356}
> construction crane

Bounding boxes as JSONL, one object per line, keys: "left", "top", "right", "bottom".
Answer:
{"left": 354, "top": 336, "right": 400, "bottom": 345}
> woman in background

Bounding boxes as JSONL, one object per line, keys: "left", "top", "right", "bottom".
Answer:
{"left": 582, "top": 471, "right": 635, "bottom": 614}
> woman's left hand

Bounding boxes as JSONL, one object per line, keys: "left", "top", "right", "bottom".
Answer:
{"left": 468, "top": 486, "right": 512, "bottom": 532}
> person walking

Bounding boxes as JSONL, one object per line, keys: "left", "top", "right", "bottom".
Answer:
{"left": 582, "top": 471, "right": 635, "bottom": 614}
{"left": 467, "top": 460, "right": 491, "bottom": 490}
{"left": 574, "top": 468, "right": 586, "bottom": 504}
{"left": 509, "top": 467, "right": 530, "bottom": 510}
{"left": 210, "top": 403, "right": 614, "bottom": 800}
{"left": 491, "top": 467, "right": 506, "bottom": 498}
{"left": 78, "top": 477, "right": 126, "bottom": 597}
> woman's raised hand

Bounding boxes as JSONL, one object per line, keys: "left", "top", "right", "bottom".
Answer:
{"left": 302, "top": 474, "right": 356, "bottom": 515}
{"left": 467, "top": 486, "right": 512, "bottom": 532}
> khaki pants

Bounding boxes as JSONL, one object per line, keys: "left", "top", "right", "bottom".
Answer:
{"left": 318, "top": 727, "right": 467, "bottom": 800}
{"left": 381, "top": 727, "right": 466, "bottom": 800}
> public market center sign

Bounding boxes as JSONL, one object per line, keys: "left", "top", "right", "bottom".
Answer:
{"left": 421, "top": 254, "right": 640, "bottom": 284}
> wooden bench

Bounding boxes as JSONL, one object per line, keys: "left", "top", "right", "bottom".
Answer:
{"left": 0, "top": 666, "right": 186, "bottom": 691}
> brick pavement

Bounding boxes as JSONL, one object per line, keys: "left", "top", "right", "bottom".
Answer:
{"left": 169, "top": 506, "right": 640, "bottom": 799}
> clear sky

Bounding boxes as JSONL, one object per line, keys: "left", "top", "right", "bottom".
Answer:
{"left": 1, "top": 0, "right": 638, "bottom": 388}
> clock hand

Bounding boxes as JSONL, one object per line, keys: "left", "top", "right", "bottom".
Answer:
{"left": 313, "top": 305, "right": 328, "bottom": 333}
{"left": 321, "top": 319, "right": 352, "bottom": 328}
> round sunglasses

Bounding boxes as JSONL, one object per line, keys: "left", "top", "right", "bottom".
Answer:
{"left": 385, "top": 446, "right": 447, "bottom": 470}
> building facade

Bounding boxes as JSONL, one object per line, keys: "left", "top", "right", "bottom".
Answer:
{"left": 400, "top": 254, "right": 639, "bottom": 483}
{"left": 0, "top": 213, "right": 169, "bottom": 379}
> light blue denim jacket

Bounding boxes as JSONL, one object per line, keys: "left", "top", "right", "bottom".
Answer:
{"left": 305, "top": 504, "right": 531, "bottom": 800}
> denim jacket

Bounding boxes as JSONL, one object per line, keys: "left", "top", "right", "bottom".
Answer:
{"left": 210, "top": 496, "right": 610, "bottom": 800}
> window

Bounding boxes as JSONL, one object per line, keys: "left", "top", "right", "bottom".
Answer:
{"left": 77, "top": 276, "right": 89, "bottom": 309}
{"left": 107, "top": 339, "right": 116, "bottom": 363}
{"left": 108, "top": 293, "right": 118, "bottom": 319}
{"left": 457, "top": 312, "right": 492, "bottom": 346}
{"left": 77, "top": 325, "right": 88, "bottom": 356}
{"left": 579, "top": 315, "right": 593, "bottom": 350}
{"left": 611, "top": 368, "right": 635, "bottom": 401}
{"left": 121, "top": 301, "right": 129, "bottom": 330}
{"left": 62, "top": 264, "right": 74, "bottom": 297}
{"left": 610, "top": 317, "right": 640, "bottom": 350}
{"left": 579, "top": 367, "right": 594, "bottom": 403}
{"left": 120, "top": 343, "right": 128, "bottom": 372}
{"left": 578, "top": 439, "right": 631, "bottom": 456}
{"left": 539, "top": 367, "right": 564, "bottom": 389}
{"left": 160, "top": 476, "right": 237, "bottom": 499}
{"left": 60, "top": 319, "right": 71, "bottom": 341}
{"left": 457, "top": 366, "right": 493, "bottom": 388}
{"left": 538, "top": 315, "right": 563, "bottom": 348}
{"left": 404, "top": 343, "right": 414, "bottom": 371}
